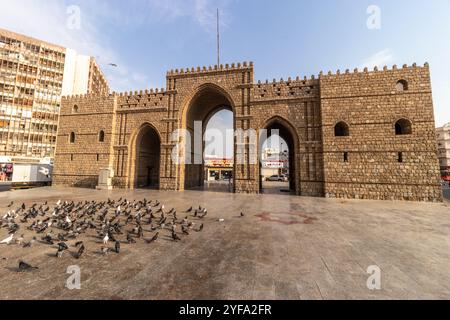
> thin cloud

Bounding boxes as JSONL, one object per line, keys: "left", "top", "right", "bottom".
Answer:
{"left": 361, "top": 49, "right": 395, "bottom": 69}
{"left": 90, "top": 0, "right": 232, "bottom": 32}
{"left": 0, "top": 0, "right": 144, "bottom": 91}
{"left": 0, "top": 0, "right": 233, "bottom": 91}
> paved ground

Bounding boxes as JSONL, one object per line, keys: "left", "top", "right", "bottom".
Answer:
{"left": 0, "top": 186, "right": 449, "bottom": 300}
{"left": 194, "top": 181, "right": 291, "bottom": 195}
{"left": 262, "top": 181, "right": 291, "bottom": 195}
{"left": 443, "top": 184, "right": 450, "bottom": 200}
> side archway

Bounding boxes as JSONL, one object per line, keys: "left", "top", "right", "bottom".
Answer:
{"left": 259, "top": 116, "right": 300, "bottom": 194}
{"left": 128, "top": 123, "right": 162, "bottom": 189}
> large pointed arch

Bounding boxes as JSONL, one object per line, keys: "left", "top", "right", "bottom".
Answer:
{"left": 179, "top": 83, "right": 236, "bottom": 191}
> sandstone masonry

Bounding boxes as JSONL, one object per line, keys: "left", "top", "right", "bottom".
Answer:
{"left": 53, "top": 62, "right": 443, "bottom": 202}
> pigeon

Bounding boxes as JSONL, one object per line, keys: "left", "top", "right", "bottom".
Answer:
{"left": 137, "top": 226, "right": 144, "bottom": 238}
{"left": 56, "top": 248, "right": 65, "bottom": 258}
{"left": 171, "top": 231, "right": 181, "bottom": 242}
{"left": 146, "top": 232, "right": 159, "bottom": 244}
{"left": 240, "top": 212, "right": 245, "bottom": 217}
{"left": 58, "top": 234, "right": 68, "bottom": 242}
{"left": 56, "top": 242, "right": 69, "bottom": 258}
{"left": 101, "top": 247, "right": 110, "bottom": 255}
{"left": 115, "top": 241, "right": 120, "bottom": 254}
{"left": 43, "top": 235, "right": 54, "bottom": 245}
{"left": 197, "top": 224, "right": 204, "bottom": 232}
{"left": 19, "top": 261, "right": 38, "bottom": 272}
{"left": 76, "top": 244, "right": 85, "bottom": 259}
{"left": 58, "top": 242, "right": 69, "bottom": 251}
{"left": 23, "top": 237, "right": 36, "bottom": 248}
{"left": 103, "top": 233, "right": 109, "bottom": 245}
{"left": 186, "top": 206, "right": 193, "bottom": 213}
{"left": 7, "top": 201, "right": 14, "bottom": 208}
{"left": 199, "top": 210, "right": 208, "bottom": 219}
{"left": 108, "top": 232, "right": 117, "bottom": 242}
{"left": 0, "top": 233, "right": 14, "bottom": 245}
{"left": 182, "top": 225, "right": 190, "bottom": 235}
{"left": 75, "top": 241, "right": 84, "bottom": 248}
{"left": 127, "top": 233, "right": 136, "bottom": 244}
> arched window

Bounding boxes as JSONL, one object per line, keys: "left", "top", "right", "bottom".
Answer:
{"left": 72, "top": 105, "right": 79, "bottom": 113}
{"left": 395, "top": 119, "right": 412, "bottom": 135}
{"left": 334, "top": 121, "right": 350, "bottom": 137}
{"left": 99, "top": 130, "right": 105, "bottom": 142}
{"left": 396, "top": 80, "right": 408, "bottom": 92}
{"left": 69, "top": 132, "right": 76, "bottom": 143}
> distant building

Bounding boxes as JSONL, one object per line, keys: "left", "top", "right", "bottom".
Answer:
{"left": 0, "top": 28, "right": 109, "bottom": 185}
{"left": 204, "top": 155, "right": 233, "bottom": 181}
{"left": 62, "top": 49, "right": 109, "bottom": 96}
{"left": 260, "top": 148, "right": 289, "bottom": 179}
{"left": 437, "top": 123, "right": 450, "bottom": 181}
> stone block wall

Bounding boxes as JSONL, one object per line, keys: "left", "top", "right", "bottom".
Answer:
{"left": 53, "top": 62, "right": 443, "bottom": 202}
{"left": 53, "top": 94, "right": 117, "bottom": 188}
{"left": 319, "top": 64, "right": 442, "bottom": 201}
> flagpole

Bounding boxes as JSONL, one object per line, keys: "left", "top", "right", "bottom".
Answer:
{"left": 217, "top": 8, "right": 220, "bottom": 66}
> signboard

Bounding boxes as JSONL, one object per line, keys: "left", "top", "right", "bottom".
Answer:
{"left": 205, "top": 158, "right": 233, "bottom": 168}
{"left": 263, "top": 161, "right": 285, "bottom": 169}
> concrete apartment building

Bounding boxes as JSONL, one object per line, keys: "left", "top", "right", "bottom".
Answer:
{"left": 437, "top": 123, "right": 450, "bottom": 180}
{"left": 0, "top": 28, "right": 109, "bottom": 184}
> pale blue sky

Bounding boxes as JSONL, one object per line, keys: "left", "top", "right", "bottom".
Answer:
{"left": 1, "top": 0, "right": 449, "bottom": 156}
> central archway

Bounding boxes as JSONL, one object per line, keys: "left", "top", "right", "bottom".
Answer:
{"left": 181, "top": 84, "right": 236, "bottom": 192}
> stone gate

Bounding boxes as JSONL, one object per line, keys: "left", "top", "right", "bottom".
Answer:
{"left": 53, "top": 61, "right": 443, "bottom": 202}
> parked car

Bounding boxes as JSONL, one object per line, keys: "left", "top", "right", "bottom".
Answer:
{"left": 266, "top": 175, "right": 287, "bottom": 182}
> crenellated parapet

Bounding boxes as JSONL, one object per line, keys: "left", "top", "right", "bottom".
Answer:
{"left": 253, "top": 76, "right": 320, "bottom": 101}
{"left": 166, "top": 61, "right": 254, "bottom": 78}
{"left": 115, "top": 89, "right": 169, "bottom": 112}
{"left": 319, "top": 62, "right": 431, "bottom": 99}
{"left": 318, "top": 62, "right": 428, "bottom": 78}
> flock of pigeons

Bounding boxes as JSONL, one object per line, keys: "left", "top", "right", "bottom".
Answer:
{"left": 0, "top": 198, "right": 211, "bottom": 272}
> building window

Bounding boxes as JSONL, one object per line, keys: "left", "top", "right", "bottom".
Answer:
{"left": 72, "top": 105, "right": 79, "bottom": 113}
{"left": 398, "top": 152, "right": 404, "bottom": 163}
{"left": 395, "top": 119, "right": 413, "bottom": 135}
{"left": 344, "top": 152, "right": 349, "bottom": 163}
{"left": 99, "top": 130, "right": 105, "bottom": 142}
{"left": 396, "top": 80, "right": 408, "bottom": 91}
{"left": 335, "top": 121, "right": 350, "bottom": 137}
{"left": 69, "top": 132, "right": 76, "bottom": 143}
{"left": 96, "top": 154, "right": 100, "bottom": 162}
{"left": 70, "top": 154, "right": 74, "bottom": 161}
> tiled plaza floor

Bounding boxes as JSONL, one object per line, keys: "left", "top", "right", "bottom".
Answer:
{"left": 0, "top": 186, "right": 449, "bottom": 300}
